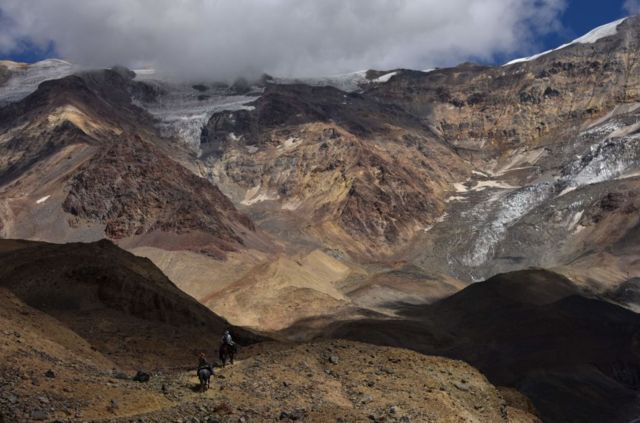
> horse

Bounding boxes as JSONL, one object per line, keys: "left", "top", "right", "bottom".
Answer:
{"left": 197, "top": 366, "right": 212, "bottom": 391}
{"left": 219, "top": 343, "right": 236, "bottom": 367}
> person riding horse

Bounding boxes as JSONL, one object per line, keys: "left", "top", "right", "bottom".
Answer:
{"left": 197, "top": 352, "right": 213, "bottom": 391}
{"left": 219, "top": 329, "right": 237, "bottom": 366}
{"left": 222, "top": 329, "right": 235, "bottom": 348}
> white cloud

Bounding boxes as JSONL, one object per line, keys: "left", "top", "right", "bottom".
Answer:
{"left": 0, "top": 0, "right": 566, "bottom": 81}
{"left": 624, "top": 0, "right": 640, "bottom": 14}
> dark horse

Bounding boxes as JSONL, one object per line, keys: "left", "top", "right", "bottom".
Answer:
{"left": 197, "top": 367, "right": 212, "bottom": 391}
{"left": 219, "top": 343, "right": 236, "bottom": 367}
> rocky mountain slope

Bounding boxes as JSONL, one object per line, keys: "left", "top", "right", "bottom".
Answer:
{"left": 199, "top": 16, "right": 640, "bottom": 285}
{"left": 0, "top": 66, "right": 271, "bottom": 260}
{"left": 201, "top": 83, "right": 467, "bottom": 258}
{"left": 0, "top": 239, "right": 537, "bottom": 422}
{"left": 168, "top": 16, "right": 640, "bottom": 328}
{"left": 2, "top": 17, "right": 640, "bottom": 330}
{"left": 373, "top": 16, "right": 640, "bottom": 284}
{"left": 325, "top": 269, "right": 640, "bottom": 423}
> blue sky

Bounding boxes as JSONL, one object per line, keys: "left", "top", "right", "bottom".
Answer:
{"left": 0, "top": 0, "right": 640, "bottom": 72}
{"left": 544, "top": 0, "right": 631, "bottom": 50}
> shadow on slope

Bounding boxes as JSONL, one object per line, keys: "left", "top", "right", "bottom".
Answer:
{"left": 324, "top": 269, "right": 640, "bottom": 423}
{"left": 0, "top": 238, "right": 261, "bottom": 370}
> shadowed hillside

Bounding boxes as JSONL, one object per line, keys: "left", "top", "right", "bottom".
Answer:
{"left": 326, "top": 270, "right": 640, "bottom": 423}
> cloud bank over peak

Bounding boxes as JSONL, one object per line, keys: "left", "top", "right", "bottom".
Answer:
{"left": 0, "top": 0, "right": 567, "bottom": 81}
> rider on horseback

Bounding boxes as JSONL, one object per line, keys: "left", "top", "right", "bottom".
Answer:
{"left": 197, "top": 352, "right": 213, "bottom": 374}
{"left": 219, "top": 329, "right": 237, "bottom": 366}
{"left": 197, "top": 352, "right": 213, "bottom": 391}
{"left": 221, "top": 329, "right": 235, "bottom": 348}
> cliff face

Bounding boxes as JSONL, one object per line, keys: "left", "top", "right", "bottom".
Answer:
{"left": 357, "top": 17, "right": 640, "bottom": 284}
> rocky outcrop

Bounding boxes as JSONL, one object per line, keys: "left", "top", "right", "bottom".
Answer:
{"left": 0, "top": 65, "right": 11, "bottom": 87}
{"left": 63, "top": 135, "right": 253, "bottom": 250}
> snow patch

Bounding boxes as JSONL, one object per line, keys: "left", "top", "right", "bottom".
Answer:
{"left": 274, "top": 70, "right": 369, "bottom": 92}
{"left": 241, "top": 185, "right": 279, "bottom": 206}
{"left": 471, "top": 180, "right": 519, "bottom": 191}
{"left": 423, "top": 213, "right": 448, "bottom": 232}
{"left": 373, "top": 72, "right": 398, "bottom": 83}
{"left": 279, "top": 137, "right": 300, "bottom": 150}
{"left": 505, "top": 18, "right": 627, "bottom": 65}
{"left": 568, "top": 211, "right": 584, "bottom": 231}
{"left": 453, "top": 182, "right": 469, "bottom": 193}
{"left": 282, "top": 200, "right": 302, "bottom": 211}
{"left": 557, "top": 186, "right": 576, "bottom": 197}
{"left": 275, "top": 69, "right": 401, "bottom": 92}
{"left": 133, "top": 68, "right": 157, "bottom": 78}
{"left": 36, "top": 195, "right": 51, "bottom": 204}
{"left": 479, "top": 181, "right": 514, "bottom": 190}
{"left": 445, "top": 196, "right": 466, "bottom": 203}
{"left": 582, "top": 121, "right": 623, "bottom": 138}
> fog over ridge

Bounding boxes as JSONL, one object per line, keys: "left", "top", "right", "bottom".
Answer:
{"left": 1, "top": 0, "right": 567, "bottom": 81}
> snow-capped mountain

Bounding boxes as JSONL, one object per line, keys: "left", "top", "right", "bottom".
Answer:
{"left": 2, "top": 15, "right": 640, "bottom": 423}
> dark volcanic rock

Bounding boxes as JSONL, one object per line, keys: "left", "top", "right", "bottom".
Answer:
{"left": 202, "top": 83, "right": 426, "bottom": 151}
{"left": 63, "top": 134, "right": 253, "bottom": 250}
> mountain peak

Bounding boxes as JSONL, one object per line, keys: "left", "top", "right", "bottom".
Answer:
{"left": 505, "top": 16, "right": 630, "bottom": 65}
